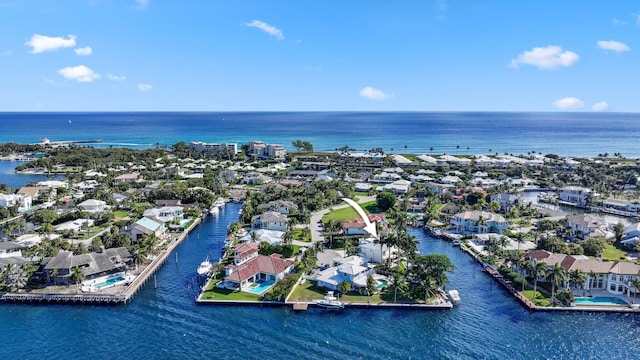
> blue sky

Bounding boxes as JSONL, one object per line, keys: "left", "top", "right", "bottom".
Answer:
{"left": 1, "top": 0, "right": 639, "bottom": 112}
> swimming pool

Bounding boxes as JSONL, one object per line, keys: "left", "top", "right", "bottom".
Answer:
{"left": 376, "top": 279, "right": 388, "bottom": 290}
{"left": 574, "top": 297, "right": 629, "bottom": 306}
{"left": 95, "top": 276, "right": 126, "bottom": 289}
{"left": 245, "top": 281, "right": 275, "bottom": 295}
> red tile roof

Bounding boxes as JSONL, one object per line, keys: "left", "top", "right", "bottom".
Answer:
{"left": 224, "top": 254, "right": 293, "bottom": 283}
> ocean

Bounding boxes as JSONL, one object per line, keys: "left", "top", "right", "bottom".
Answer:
{"left": 2, "top": 112, "right": 640, "bottom": 359}
{"left": 1, "top": 112, "right": 640, "bottom": 157}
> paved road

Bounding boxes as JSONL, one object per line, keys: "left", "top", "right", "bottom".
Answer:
{"left": 306, "top": 195, "right": 376, "bottom": 245}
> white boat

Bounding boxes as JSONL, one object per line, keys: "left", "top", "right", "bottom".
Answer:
{"left": 209, "top": 206, "right": 219, "bottom": 216}
{"left": 448, "top": 289, "right": 461, "bottom": 305}
{"left": 315, "top": 291, "right": 345, "bottom": 310}
{"left": 197, "top": 257, "right": 213, "bottom": 276}
{"left": 452, "top": 239, "right": 461, "bottom": 246}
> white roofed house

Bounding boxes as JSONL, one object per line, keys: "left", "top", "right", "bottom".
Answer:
{"left": 379, "top": 179, "right": 411, "bottom": 195}
{"left": 490, "top": 193, "right": 519, "bottom": 213}
{"left": 143, "top": 206, "right": 184, "bottom": 223}
{"left": 0, "top": 193, "right": 32, "bottom": 212}
{"left": 621, "top": 223, "right": 640, "bottom": 248}
{"left": 251, "top": 211, "right": 289, "bottom": 232}
{"left": 451, "top": 210, "right": 508, "bottom": 234}
{"left": 315, "top": 256, "right": 373, "bottom": 291}
{"left": 129, "top": 217, "right": 167, "bottom": 243}
{"left": 559, "top": 186, "right": 592, "bottom": 206}
{"left": 77, "top": 199, "right": 108, "bottom": 214}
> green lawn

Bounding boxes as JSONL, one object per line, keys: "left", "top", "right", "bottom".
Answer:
{"left": 602, "top": 244, "right": 628, "bottom": 261}
{"left": 289, "top": 281, "right": 383, "bottom": 303}
{"left": 292, "top": 228, "right": 311, "bottom": 242}
{"left": 134, "top": 202, "right": 151, "bottom": 209}
{"left": 522, "top": 290, "right": 551, "bottom": 306}
{"left": 322, "top": 200, "right": 383, "bottom": 223}
{"left": 114, "top": 211, "right": 129, "bottom": 218}
{"left": 199, "top": 280, "right": 261, "bottom": 301}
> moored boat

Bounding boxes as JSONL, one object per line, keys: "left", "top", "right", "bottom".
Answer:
{"left": 448, "top": 289, "right": 461, "bottom": 305}
{"left": 315, "top": 291, "right": 345, "bottom": 310}
{"left": 197, "top": 257, "right": 212, "bottom": 276}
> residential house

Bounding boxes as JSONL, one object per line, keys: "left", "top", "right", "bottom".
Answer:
{"left": 315, "top": 255, "right": 374, "bottom": 291}
{"left": 77, "top": 199, "right": 108, "bottom": 214}
{"left": 565, "top": 214, "right": 608, "bottom": 239}
{"left": 0, "top": 194, "right": 32, "bottom": 211}
{"left": 113, "top": 173, "right": 143, "bottom": 185}
{"left": 129, "top": 217, "right": 167, "bottom": 243}
{"left": 559, "top": 186, "right": 592, "bottom": 206}
{"left": 0, "top": 242, "right": 28, "bottom": 270}
{"left": 358, "top": 237, "right": 395, "bottom": 264}
{"left": 621, "top": 223, "right": 640, "bottom": 248}
{"left": 342, "top": 214, "right": 386, "bottom": 236}
{"left": 601, "top": 199, "right": 640, "bottom": 214}
{"left": 523, "top": 250, "right": 640, "bottom": 297}
{"left": 251, "top": 212, "right": 289, "bottom": 231}
{"left": 490, "top": 193, "right": 519, "bottom": 213}
{"left": 257, "top": 200, "right": 298, "bottom": 214}
{"left": 143, "top": 206, "right": 184, "bottom": 224}
{"left": 243, "top": 172, "right": 273, "bottom": 185}
{"left": 54, "top": 219, "right": 95, "bottom": 232}
{"left": 17, "top": 186, "right": 50, "bottom": 201}
{"left": 451, "top": 210, "right": 508, "bottom": 234}
{"left": 222, "top": 242, "right": 294, "bottom": 290}
{"left": 43, "top": 247, "right": 131, "bottom": 284}
{"left": 378, "top": 179, "right": 411, "bottom": 194}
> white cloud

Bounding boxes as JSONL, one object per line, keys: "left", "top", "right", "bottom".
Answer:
{"left": 135, "top": 0, "right": 149, "bottom": 7}
{"left": 3, "top": 50, "right": 11, "bottom": 56}
{"left": 107, "top": 74, "right": 126, "bottom": 82}
{"left": 245, "top": 20, "right": 284, "bottom": 40}
{"left": 359, "top": 86, "right": 392, "bottom": 100}
{"left": 26, "top": 34, "right": 76, "bottom": 54}
{"left": 58, "top": 65, "right": 101, "bottom": 82}
{"left": 304, "top": 66, "right": 322, "bottom": 71}
{"left": 509, "top": 45, "right": 579, "bottom": 69}
{"left": 592, "top": 101, "right": 609, "bottom": 111}
{"left": 612, "top": 18, "right": 627, "bottom": 26}
{"left": 138, "top": 83, "right": 152, "bottom": 92}
{"left": 597, "top": 40, "right": 631, "bottom": 53}
{"left": 552, "top": 97, "right": 584, "bottom": 109}
{"left": 74, "top": 46, "right": 93, "bottom": 56}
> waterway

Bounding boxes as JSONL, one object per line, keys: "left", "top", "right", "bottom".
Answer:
{"left": 2, "top": 203, "right": 640, "bottom": 359}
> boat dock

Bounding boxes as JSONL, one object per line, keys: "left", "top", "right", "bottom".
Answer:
{"left": 0, "top": 218, "right": 201, "bottom": 305}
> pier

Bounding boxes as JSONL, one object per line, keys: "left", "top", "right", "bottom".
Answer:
{"left": 0, "top": 218, "right": 201, "bottom": 305}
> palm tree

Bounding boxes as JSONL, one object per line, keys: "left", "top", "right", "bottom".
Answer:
{"left": 547, "top": 263, "right": 566, "bottom": 306}
{"left": 281, "top": 229, "right": 294, "bottom": 246}
{"left": 532, "top": 261, "right": 547, "bottom": 300}
{"left": 569, "top": 269, "right": 586, "bottom": 291}
{"left": 249, "top": 231, "right": 259, "bottom": 244}
{"left": 71, "top": 266, "right": 85, "bottom": 293}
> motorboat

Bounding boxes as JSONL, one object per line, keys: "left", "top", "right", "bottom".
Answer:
{"left": 197, "top": 257, "right": 213, "bottom": 276}
{"left": 448, "top": 289, "right": 461, "bottom": 305}
{"left": 452, "top": 239, "right": 461, "bottom": 246}
{"left": 315, "top": 291, "right": 345, "bottom": 310}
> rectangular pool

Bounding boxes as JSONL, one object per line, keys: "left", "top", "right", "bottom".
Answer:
{"left": 574, "top": 297, "right": 629, "bottom": 306}
{"left": 245, "top": 281, "right": 275, "bottom": 295}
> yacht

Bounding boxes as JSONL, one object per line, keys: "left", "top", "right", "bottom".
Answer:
{"left": 315, "top": 291, "right": 345, "bottom": 310}
{"left": 197, "top": 257, "right": 213, "bottom": 276}
{"left": 448, "top": 289, "right": 461, "bottom": 305}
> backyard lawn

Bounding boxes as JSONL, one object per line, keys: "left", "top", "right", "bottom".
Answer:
{"left": 289, "top": 281, "right": 383, "bottom": 304}
{"left": 199, "top": 280, "right": 261, "bottom": 301}
{"left": 602, "top": 244, "right": 628, "bottom": 261}
{"left": 322, "top": 200, "right": 383, "bottom": 223}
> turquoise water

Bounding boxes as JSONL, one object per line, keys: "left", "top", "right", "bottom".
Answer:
{"left": 94, "top": 276, "right": 126, "bottom": 289}
{"left": 376, "top": 279, "right": 388, "bottom": 289}
{"left": 246, "top": 281, "right": 275, "bottom": 295}
{"left": 575, "top": 297, "right": 629, "bottom": 306}
{"left": 2, "top": 112, "right": 640, "bottom": 157}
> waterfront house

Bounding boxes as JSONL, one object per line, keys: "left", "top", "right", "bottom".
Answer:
{"left": 251, "top": 212, "right": 289, "bottom": 232}
{"left": 315, "top": 255, "right": 374, "bottom": 291}
{"left": 621, "top": 223, "right": 640, "bottom": 248}
{"left": 559, "top": 186, "right": 592, "bottom": 206}
{"left": 358, "top": 237, "right": 395, "bottom": 264}
{"left": 490, "top": 193, "right": 519, "bottom": 213}
{"left": 222, "top": 242, "right": 294, "bottom": 291}
{"left": 451, "top": 210, "right": 508, "bottom": 234}
{"left": 129, "top": 217, "right": 167, "bottom": 243}
{"left": 16, "top": 186, "right": 50, "bottom": 201}
{"left": 565, "top": 213, "right": 608, "bottom": 239}
{"left": 43, "top": 247, "right": 131, "bottom": 285}
{"left": 601, "top": 198, "right": 640, "bottom": 214}
{"left": 523, "top": 250, "right": 640, "bottom": 297}
{"left": 143, "top": 206, "right": 184, "bottom": 224}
